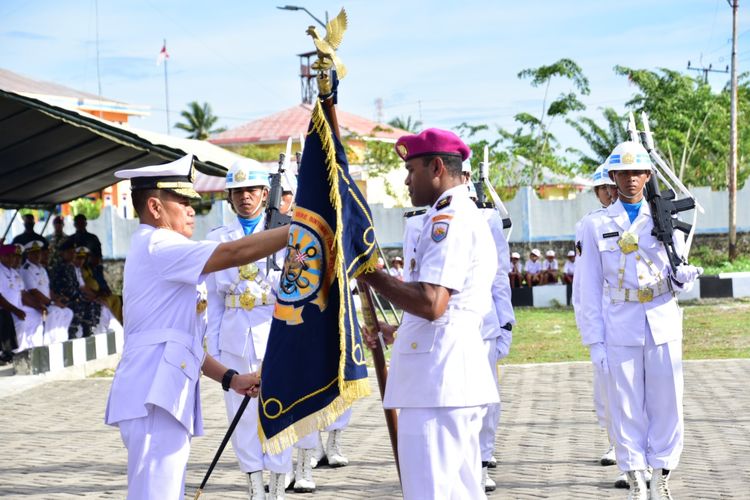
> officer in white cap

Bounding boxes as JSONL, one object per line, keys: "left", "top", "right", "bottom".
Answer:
{"left": 205, "top": 158, "right": 293, "bottom": 499}
{"left": 572, "top": 163, "right": 622, "bottom": 482}
{"left": 576, "top": 142, "right": 702, "bottom": 499}
{"left": 104, "top": 154, "right": 289, "bottom": 500}
{"left": 463, "top": 161, "right": 515, "bottom": 491}
{"left": 19, "top": 240, "right": 73, "bottom": 345}
{"left": 0, "top": 243, "right": 43, "bottom": 352}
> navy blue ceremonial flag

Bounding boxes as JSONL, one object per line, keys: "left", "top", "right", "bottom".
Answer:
{"left": 259, "top": 99, "right": 373, "bottom": 453}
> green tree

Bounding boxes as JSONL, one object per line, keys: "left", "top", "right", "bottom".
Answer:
{"left": 494, "top": 58, "right": 591, "bottom": 184}
{"left": 388, "top": 116, "right": 422, "bottom": 133}
{"left": 174, "top": 101, "right": 225, "bottom": 140}
{"left": 69, "top": 197, "right": 102, "bottom": 220}
{"left": 613, "top": 66, "right": 750, "bottom": 189}
{"left": 566, "top": 107, "right": 629, "bottom": 173}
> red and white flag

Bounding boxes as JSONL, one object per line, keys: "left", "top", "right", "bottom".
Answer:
{"left": 156, "top": 41, "right": 169, "bottom": 65}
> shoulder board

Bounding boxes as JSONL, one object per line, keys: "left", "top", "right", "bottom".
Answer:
{"left": 403, "top": 209, "right": 427, "bottom": 218}
{"left": 475, "top": 201, "right": 494, "bottom": 209}
{"left": 435, "top": 195, "right": 452, "bottom": 211}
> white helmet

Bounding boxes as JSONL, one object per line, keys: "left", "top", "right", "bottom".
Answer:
{"left": 606, "top": 141, "right": 652, "bottom": 172}
{"left": 225, "top": 158, "right": 270, "bottom": 190}
{"left": 591, "top": 164, "right": 609, "bottom": 187}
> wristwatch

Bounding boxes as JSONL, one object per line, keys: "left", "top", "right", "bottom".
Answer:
{"left": 222, "top": 369, "right": 239, "bottom": 392}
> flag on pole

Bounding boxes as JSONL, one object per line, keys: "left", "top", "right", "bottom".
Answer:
{"left": 156, "top": 41, "right": 169, "bottom": 65}
{"left": 259, "top": 99, "right": 374, "bottom": 453}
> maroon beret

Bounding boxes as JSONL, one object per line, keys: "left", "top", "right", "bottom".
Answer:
{"left": 395, "top": 128, "right": 471, "bottom": 162}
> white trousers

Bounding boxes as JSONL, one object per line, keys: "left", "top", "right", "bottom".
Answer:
{"left": 606, "top": 322, "right": 684, "bottom": 472}
{"left": 220, "top": 350, "right": 292, "bottom": 473}
{"left": 13, "top": 306, "right": 43, "bottom": 352}
{"left": 325, "top": 407, "right": 352, "bottom": 431}
{"left": 479, "top": 338, "right": 501, "bottom": 461}
{"left": 44, "top": 305, "right": 73, "bottom": 345}
{"left": 118, "top": 405, "right": 191, "bottom": 500}
{"left": 399, "top": 406, "right": 486, "bottom": 500}
{"left": 592, "top": 364, "right": 609, "bottom": 429}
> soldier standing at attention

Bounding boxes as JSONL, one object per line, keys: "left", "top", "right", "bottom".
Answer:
{"left": 360, "top": 129, "right": 498, "bottom": 499}
{"left": 205, "top": 159, "right": 292, "bottom": 499}
{"left": 576, "top": 142, "right": 702, "bottom": 500}
{"left": 104, "top": 155, "right": 289, "bottom": 500}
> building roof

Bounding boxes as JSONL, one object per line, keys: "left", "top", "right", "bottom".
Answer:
{"left": 209, "top": 104, "right": 409, "bottom": 146}
{"left": 0, "top": 68, "right": 149, "bottom": 118}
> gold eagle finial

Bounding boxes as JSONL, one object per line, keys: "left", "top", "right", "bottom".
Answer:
{"left": 306, "top": 8, "right": 348, "bottom": 93}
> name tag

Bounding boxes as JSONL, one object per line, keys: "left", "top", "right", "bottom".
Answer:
{"left": 602, "top": 231, "right": 619, "bottom": 239}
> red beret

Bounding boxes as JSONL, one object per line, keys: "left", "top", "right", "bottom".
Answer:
{"left": 0, "top": 244, "right": 17, "bottom": 256}
{"left": 395, "top": 128, "right": 471, "bottom": 162}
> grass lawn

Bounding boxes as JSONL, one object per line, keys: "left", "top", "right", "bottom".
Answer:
{"left": 363, "top": 297, "right": 750, "bottom": 366}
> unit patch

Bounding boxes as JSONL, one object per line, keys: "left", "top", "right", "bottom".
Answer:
{"left": 576, "top": 240, "right": 582, "bottom": 256}
{"left": 431, "top": 222, "right": 449, "bottom": 242}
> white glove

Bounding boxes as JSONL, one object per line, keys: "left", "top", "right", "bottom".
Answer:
{"left": 589, "top": 342, "right": 608, "bottom": 375}
{"left": 495, "top": 338, "right": 510, "bottom": 360}
{"left": 674, "top": 264, "right": 703, "bottom": 284}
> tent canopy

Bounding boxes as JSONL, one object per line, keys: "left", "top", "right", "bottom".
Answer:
{"left": 0, "top": 89, "right": 239, "bottom": 209}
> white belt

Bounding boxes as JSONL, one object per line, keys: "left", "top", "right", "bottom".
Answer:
{"left": 605, "top": 280, "right": 674, "bottom": 304}
{"left": 225, "top": 291, "right": 275, "bottom": 311}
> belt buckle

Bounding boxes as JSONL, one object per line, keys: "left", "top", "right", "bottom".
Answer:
{"left": 637, "top": 287, "right": 653, "bottom": 303}
{"left": 239, "top": 291, "right": 256, "bottom": 311}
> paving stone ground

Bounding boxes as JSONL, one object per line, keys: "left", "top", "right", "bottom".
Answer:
{"left": 1, "top": 359, "right": 748, "bottom": 499}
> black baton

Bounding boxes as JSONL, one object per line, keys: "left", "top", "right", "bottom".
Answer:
{"left": 194, "top": 394, "right": 252, "bottom": 499}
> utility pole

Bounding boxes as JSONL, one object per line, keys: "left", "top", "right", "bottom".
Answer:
{"left": 728, "top": 0, "right": 739, "bottom": 260}
{"left": 686, "top": 61, "right": 728, "bottom": 84}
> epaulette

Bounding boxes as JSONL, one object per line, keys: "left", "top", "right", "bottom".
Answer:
{"left": 475, "top": 201, "right": 494, "bottom": 210}
{"left": 435, "top": 196, "right": 452, "bottom": 211}
{"left": 403, "top": 209, "right": 427, "bottom": 218}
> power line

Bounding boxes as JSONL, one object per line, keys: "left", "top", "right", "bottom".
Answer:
{"left": 687, "top": 60, "right": 729, "bottom": 83}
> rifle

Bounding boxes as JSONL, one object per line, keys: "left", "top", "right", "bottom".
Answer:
{"left": 626, "top": 112, "right": 696, "bottom": 272}
{"left": 265, "top": 149, "right": 293, "bottom": 271}
{"left": 477, "top": 146, "right": 512, "bottom": 231}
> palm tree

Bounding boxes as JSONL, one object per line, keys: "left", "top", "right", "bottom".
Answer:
{"left": 174, "top": 101, "right": 225, "bottom": 139}
{"left": 388, "top": 115, "right": 422, "bottom": 133}
{"left": 566, "top": 107, "right": 628, "bottom": 173}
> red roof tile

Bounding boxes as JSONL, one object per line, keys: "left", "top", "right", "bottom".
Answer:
{"left": 209, "top": 104, "right": 410, "bottom": 145}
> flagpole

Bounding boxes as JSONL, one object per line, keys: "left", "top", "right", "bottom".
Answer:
{"left": 163, "top": 39, "right": 170, "bottom": 135}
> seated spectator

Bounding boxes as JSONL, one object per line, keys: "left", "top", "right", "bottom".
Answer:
{"left": 541, "top": 250, "right": 559, "bottom": 285}
{"left": 509, "top": 252, "right": 523, "bottom": 288}
{"left": 12, "top": 213, "right": 48, "bottom": 249}
{"left": 46, "top": 215, "right": 69, "bottom": 270}
{"left": 388, "top": 256, "right": 404, "bottom": 281}
{"left": 50, "top": 239, "right": 101, "bottom": 338}
{"left": 0, "top": 245, "right": 21, "bottom": 362}
{"left": 72, "top": 214, "right": 103, "bottom": 259}
{"left": 20, "top": 240, "right": 74, "bottom": 345}
{"left": 82, "top": 252, "right": 123, "bottom": 327}
{"left": 562, "top": 250, "right": 575, "bottom": 285}
{"left": 0, "top": 244, "right": 43, "bottom": 352}
{"left": 524, "top": 248, "right": 543, "bottom": 287}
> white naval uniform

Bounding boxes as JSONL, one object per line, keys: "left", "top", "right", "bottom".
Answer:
{"left": 541, "top": 258, "right": 558, "bottom": 272}
{"left": 206, "top": 217, "right": 292, "bottom": 474}
{"left": 563, "top": 259, "right": 575, "bottom": 278}
{"left": 19, "top": 261, "right": 73, "bottom": 345}
{"left": 105, "top": 224, "right": 219, "bottom": 500}
{"left": 0, "top": 263, "right": 43, "bottom": 351}
{"left": 477, "top": 207, "right": 515, "bottom": 464}
{"left": 577, "top": 199, "right": 694, "bottom": 473}
{"left": 572, "top": 209, "right": 610, "bottom": 433}
{"left": 385, "top": 185, "right": 499, "bottom": 500}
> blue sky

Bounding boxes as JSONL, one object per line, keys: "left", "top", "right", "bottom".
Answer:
{"left": 2, "top": 0, "right": 749, "bottom": 158}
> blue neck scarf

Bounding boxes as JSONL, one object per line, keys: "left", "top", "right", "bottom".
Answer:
{"left": 237, "top": 214, "right": 263, "bottom": 235}
{"left": 621, "top": 200, "right": 643, "bottom": 223}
